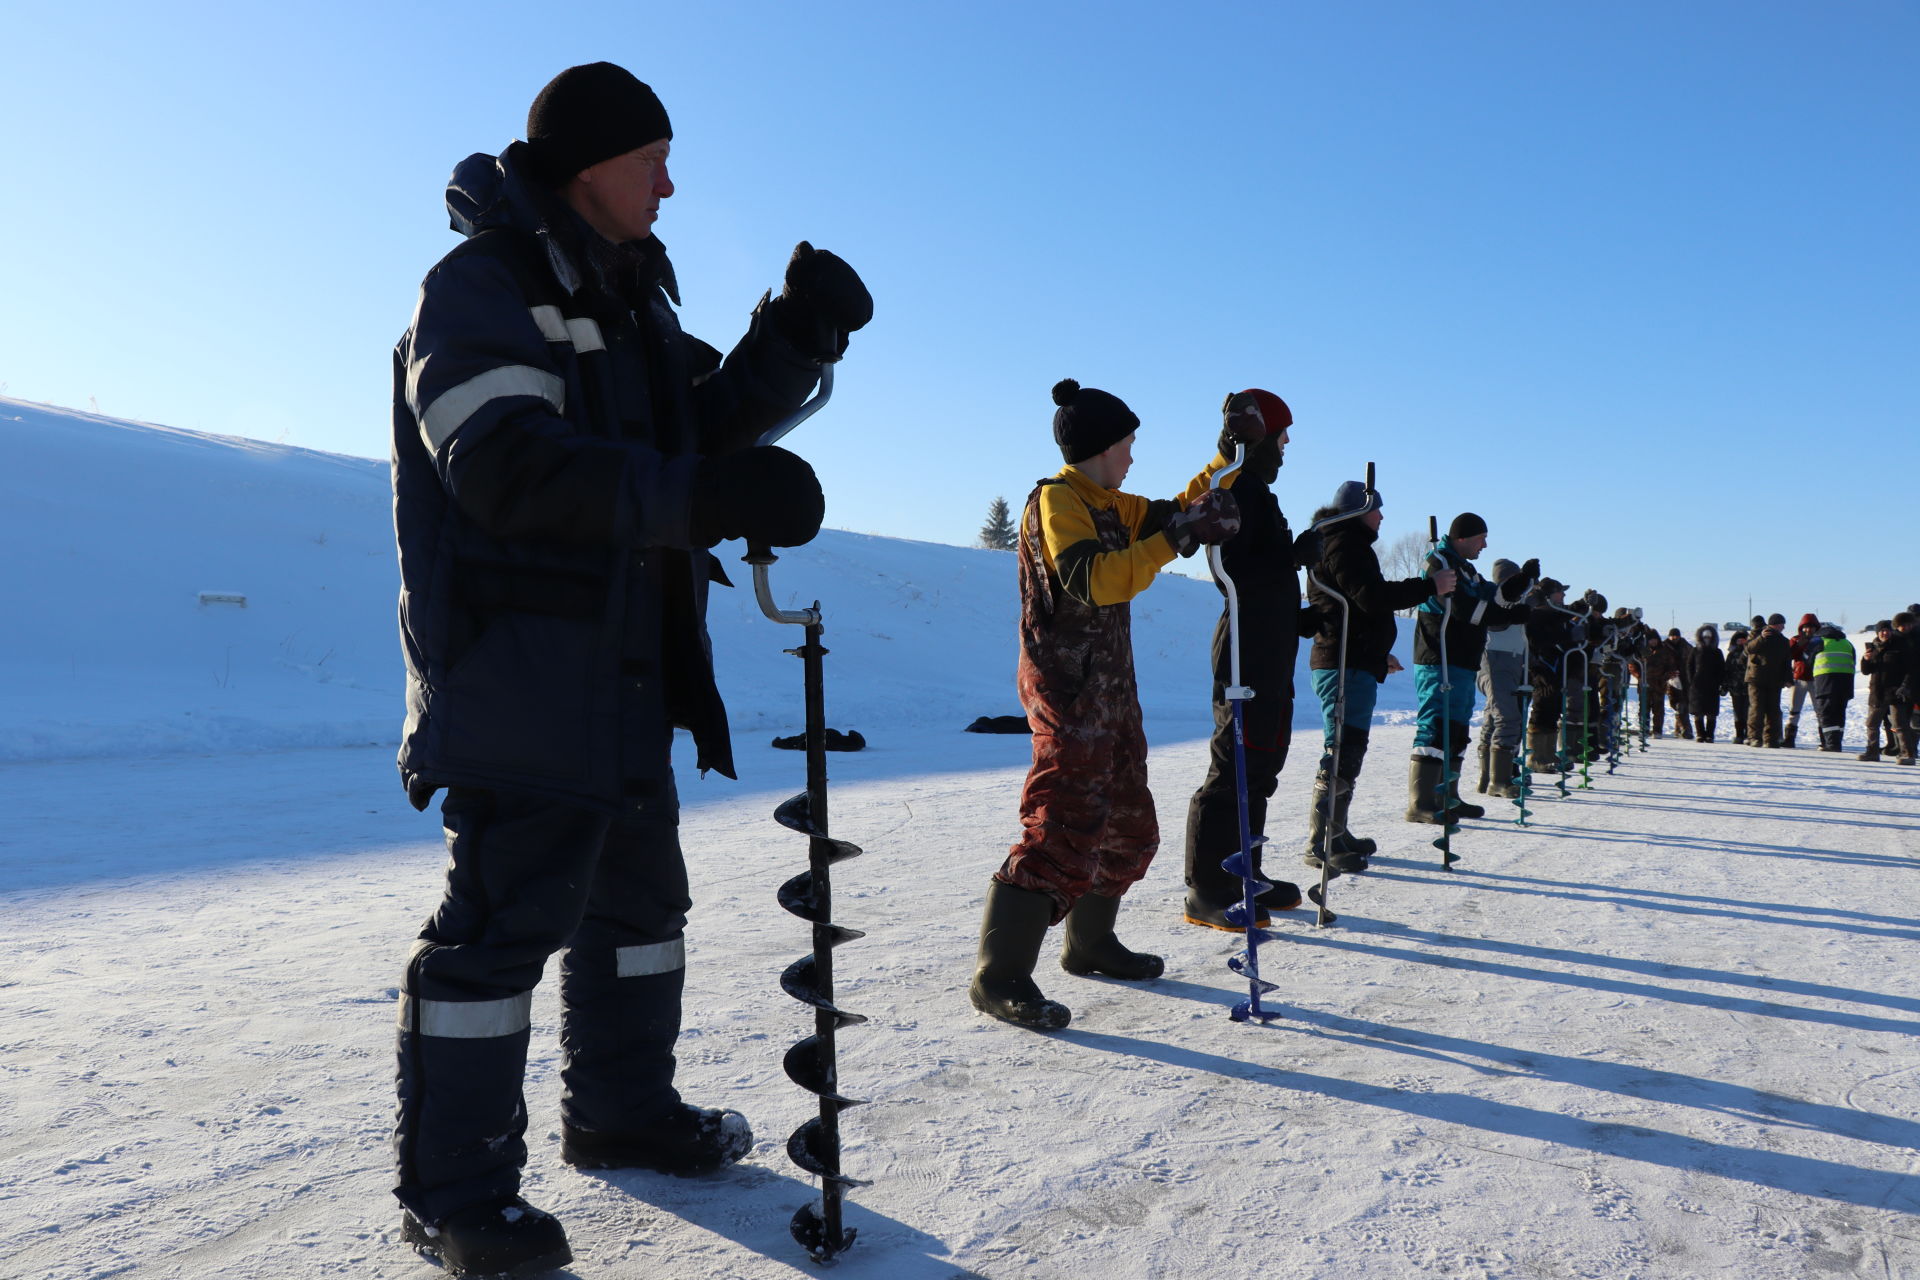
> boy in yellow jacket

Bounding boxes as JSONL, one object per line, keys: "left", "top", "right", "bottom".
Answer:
{"left": 969, "top": 378, "right": 1251, "bottom": 1030}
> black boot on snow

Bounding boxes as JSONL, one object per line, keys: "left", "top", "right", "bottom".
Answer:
{"left": 970, "top": 881, "right": 1070, "bottom": 1029}
{"left": 1183, "top": 893, "right": 1270, "bottom": 931}
{"left": 1445, "top": 750, "right": 1485, "bottom": 820}
{"left": 1060, "top": 891, "right": 1164, "bottom": 981}
{"left": 562, "top": 1104, "right": 752, "bottom": 1176}
{"left": 1303, "top": 778, "right": 1370, "bottom": 874}
{"left": 1783, "top": 722, "right": 1798, "bottom": 748}
{"left": 402, "top": 1195, "right": 571, "bottom": 1279}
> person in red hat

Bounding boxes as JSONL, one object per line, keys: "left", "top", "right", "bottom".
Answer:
{"left": 1180, "top": 389, "right": 1319, "bottom": 928}
{"left": 1784, "top": 612, "right": 1822, "bottom": 746}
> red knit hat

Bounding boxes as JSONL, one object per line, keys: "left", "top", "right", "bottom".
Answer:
{"left": 1236, "top": 389, "right": 1293, "bottom": 434}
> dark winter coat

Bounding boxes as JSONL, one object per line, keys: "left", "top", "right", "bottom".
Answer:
{"left": 1306, "top": 519, "right": 1433, "bottom": 681}
{"left": 1687, "top": 627, "right": 1724, "bottom": 713}
{"left": 1526, "top": 606, "right": 1582, "bottom": 688}
{"left": 1209, "top": 470, "right": 1307, "bottom": 691}
{"left": 1413, "top": 537, "right": 1529, "bottom": 670}
{"left": 1723, "top": 637, "right": 1750, "bottom": 695}
{"left": 1811, "top": 628, "right": 1855, "bottom": 702}
{"left": 1745, "top": 628, "right": 1792, "bottom": 686}
{"left": 391, "top": 143, "right": 823, "bottom": 811}
{"left": 1861, "top": 635, "right": 1895, "bottom": 707}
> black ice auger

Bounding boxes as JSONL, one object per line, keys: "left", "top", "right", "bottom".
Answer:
{"left": 746, "top": 366, "right": 871, "bottom": 1262}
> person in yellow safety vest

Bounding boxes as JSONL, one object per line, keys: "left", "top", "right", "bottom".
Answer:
{"left": 1810, "top": 624, "right": 1857, "bottom": 753}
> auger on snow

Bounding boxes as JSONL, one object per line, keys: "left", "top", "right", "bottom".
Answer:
{"left": 1302, "top": 463, "right": 1379, "bottom": 924}
{"left": 745, "top": 365, "right": 871, "bottom": 1263}
{"left": 1511, "top": 626, "right": 1534, "bottom": 827}
{"left": 1426, "top": 516, "right": 1462, "bottom": 869}
{"left": 1209, "top": 442, "right": 1283, "bottom": 1023}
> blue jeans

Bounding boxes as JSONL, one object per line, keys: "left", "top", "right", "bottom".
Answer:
{"left": 1413, "top": 663, "right": 1477, "bottom": 755}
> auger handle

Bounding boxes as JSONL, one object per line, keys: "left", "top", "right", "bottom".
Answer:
{"left": 1209, "top": 442, "right": 1250, "bottom": 695}
{"left": 1308, "top": 461, "right": 1378, "bottom": 534}
{"left": 745, "top": 365, "right": 837, "bottom": 626}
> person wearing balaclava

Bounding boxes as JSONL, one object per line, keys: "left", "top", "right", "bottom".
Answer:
{"left": 388, "top": 61, "right": 872, "bottom": 1275}
{"left": 1178, "top": 390, "right": 1325, "bottom": 928}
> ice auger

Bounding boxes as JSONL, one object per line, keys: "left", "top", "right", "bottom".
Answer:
{"left": 1511, "top": 628, "right": 1534, "bottom": 827}
{"left": 1209, "top": 443, "right": 1282, "bottom": 1023}
{"left": 745, "top": 366, "right": 870, "bottom": 1262}
{"left": 1427, "top": 516, "right": 1462, "bottom": 869}
{"left": 1302, "top": 463, "right": 1378, "bottom": 923}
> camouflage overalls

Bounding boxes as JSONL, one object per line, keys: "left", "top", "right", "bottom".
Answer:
{"left": 996, "top": 478, "right": 1158, "bottom": 920}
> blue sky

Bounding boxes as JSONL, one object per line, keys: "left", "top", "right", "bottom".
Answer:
{"left": 6, "top": 1, "right": 1915, "bottom": 627}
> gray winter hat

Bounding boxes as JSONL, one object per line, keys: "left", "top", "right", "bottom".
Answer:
{"left": 1331, "top": 480, "right": 1371, "bottom": 516}
{"left": 1490, "top": 558, "right": 1520, "bottom": 584}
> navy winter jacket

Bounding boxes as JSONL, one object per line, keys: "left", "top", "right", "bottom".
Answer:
{"left": 1412, "top": 537, "right": 1529, "bottom": 670}
{"left": 391, "top": 143, "right": 821, "bottom": 811}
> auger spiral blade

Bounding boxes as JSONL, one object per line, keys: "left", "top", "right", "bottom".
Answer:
{"left": 773, "top": 794, "right": 866, "bottom": 861}
{"left": 778, "top": 870, "right": 824, "bottom": 922}
{"left": 787, "top": 1117, "right": 873, "bottom": 1188}
{"left": 790, "top": 1202, "right": 857, "bottom": 1264}
{"left": 1228, "top": 951, "right": 1280, "bottom": 981}
{"left": 780, "top": 955, "right": 870, "bottom": 1026}
{"left": 784, "top": 1035, "right": 869, "bottom": 1106}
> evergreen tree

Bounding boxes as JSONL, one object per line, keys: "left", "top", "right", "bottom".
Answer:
{"left": 979, "top": 496, "right": 1016, "bottom": 550}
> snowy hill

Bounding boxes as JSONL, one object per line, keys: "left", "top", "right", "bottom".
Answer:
{"left": 1, "top": 396, "right": 1421, "bottom": 764}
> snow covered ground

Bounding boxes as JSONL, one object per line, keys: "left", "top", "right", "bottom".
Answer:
{"left": 3, "top": 398, "right": 1917, "bottom": 1279}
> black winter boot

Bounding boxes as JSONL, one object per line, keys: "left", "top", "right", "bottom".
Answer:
{"left": 969, "top": 881, "right": 1070, "bottom": 1029}
{"left": 1183, "top": 893, "right": 1269, "bottom": 931}
{"left": 1783, "top": 721, "right": 1798, "bottom": 748}
{"left": 561, "top": 1104, "right": 752, "bottom": 1175}
{"left": 1445, "top": 734, "right": 1485, "bottom": 820}
{"left": 1060, "top": 891, "right": 1165, "bottom": 981}
{"left": 1303, "top": 777, "right": 1370, "bottom": 875}
{"left": 1406, "top": 756, "right": 1448, "bottom": 824}
{"left": 1475, "top": 737, "right": 1492, "bottom": 794}
{"left": 401, "top": 1195, "right": 571, "bottom": 1279}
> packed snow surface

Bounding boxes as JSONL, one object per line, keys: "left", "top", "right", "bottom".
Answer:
{"left": 3, "top": 398, "right": 1916, "bottom": 1279}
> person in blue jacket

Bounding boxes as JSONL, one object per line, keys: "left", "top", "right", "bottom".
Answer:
{"left": 1407, "top": 513, "right": 1535, "bottom": 824}
{"left": 388, "top": 62, "right": 871, "bottom": 1276}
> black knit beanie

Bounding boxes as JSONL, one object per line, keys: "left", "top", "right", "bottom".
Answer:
{"left": 1448, "top": 512, "right": 1488, "bottom": 539}
{"left": 1051, "top": 379, "right": 1140, "bottom": 464}
{"left": 526, "top": 63, "right": 672, "bottom": 187}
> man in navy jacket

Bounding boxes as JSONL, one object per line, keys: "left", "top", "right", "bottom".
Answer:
{"left": 388, "top": 63, "right": 870, "bottom": 1275}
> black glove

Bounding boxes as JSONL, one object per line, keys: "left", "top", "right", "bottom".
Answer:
{"left": 1520, "top": 557, "right": 1540, "bottom": 581}
{"left": 764, "top": 242, "right": 872, "bottom": 363}
{"left": 1292, "top": 527, "right": 1324, "bottom": 570}
{"left": 1296, "top": 603, "right": 1326, "bottom": 639}
{"left": 1164, "top": 489, "right": 1241, "bottom": 556}
{"left": 689, "top": 446, "right": 825, "bottom": 548}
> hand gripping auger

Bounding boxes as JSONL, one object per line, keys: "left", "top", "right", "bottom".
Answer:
{"left": 745, "top": 366, "right": 871, "bottom": 1262}
{"left": 1208, "top": 442, "right": 1282, "bottom": 1023}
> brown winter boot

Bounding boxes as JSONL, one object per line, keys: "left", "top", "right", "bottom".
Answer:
{"left": 1406, "top": 756, "right": 1448, "bottom": 824}
{"left": 1527, "top": 727, "right": 1558, "bottom": 774}
{"left": 1475, "top": 737, "right": 1492, "bottom": 793}
{"left": 970, "top": 881, "right": 1070, "bottom": 1030}
{"left": 1485, "top": 746, "right": 1521, "bottom": 798}
{"left": 1783, "top": 721, "right": 1797, "bottom": 748}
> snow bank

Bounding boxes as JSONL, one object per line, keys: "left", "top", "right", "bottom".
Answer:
{"left": 1, "top": 397, "right": 1426, "bottom": 764}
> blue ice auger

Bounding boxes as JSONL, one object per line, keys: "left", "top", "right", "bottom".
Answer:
{"left": 1208, "top": 443, "right": 1281, "bottom": 1023}
{"left": 1427, "top": 516, "right": 1462, "bottom": 869}
{"left": 1303, "top": 462, "right": 1379, "bottom": 924}
{"left": 746, "top": 367, "right": 871, "bottom": 1263}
